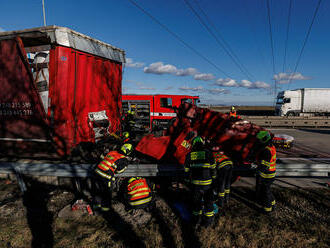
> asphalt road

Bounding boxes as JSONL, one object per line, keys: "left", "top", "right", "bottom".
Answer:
{"left": 270, "top": 128, "right": 330, "bottom": 160}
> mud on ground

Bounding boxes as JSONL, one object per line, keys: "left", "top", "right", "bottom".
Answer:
{"left": 0, "top": 178, "right": 329, "bottom": 248}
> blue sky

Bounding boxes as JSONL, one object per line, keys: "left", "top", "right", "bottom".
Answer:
{"left": 1, "top": 0, "right": 329, "bottom": 105}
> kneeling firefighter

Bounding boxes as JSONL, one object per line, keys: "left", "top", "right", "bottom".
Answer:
{"left": 124, "top": 177, "right": 154, "bottom": 210}
{"left": 92, "top": 142, "right": 133, "bottom": 212}
{"left": 184, "top": 136, "right": 216, "bottom": 227}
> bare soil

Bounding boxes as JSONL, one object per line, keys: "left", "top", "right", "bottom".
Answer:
{"left": 0, "top": 178, "right": 329, "bottom": 248}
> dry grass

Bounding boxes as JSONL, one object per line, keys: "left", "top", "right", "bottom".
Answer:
{"left": 0, "top": 178, "right": 329, "bottom": 248}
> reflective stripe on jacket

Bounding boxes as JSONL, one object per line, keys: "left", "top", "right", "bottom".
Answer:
{"left": 185, "top": 150, "right": 216, "bottom": 186}
{"left": 95, "top": 151, "right": 126, "bottom": 180}
{"left": 213, "top": 152, "right": 233, "bottom": 169}
{"left": 127, "top": 177, "right": 152, "bottom": 207}
{"left": 257, "top": 145, "right": 276, "bottom": 178}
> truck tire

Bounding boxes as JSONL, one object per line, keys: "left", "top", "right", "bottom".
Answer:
{"left": 287, "top": 111, "right": 295, "bottom": 117}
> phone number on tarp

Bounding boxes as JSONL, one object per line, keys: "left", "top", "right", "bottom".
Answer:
{"left": 0, "top": 109, "right": 33, "bottom": 116}
{"left": 0, "top": 102, "right": 32, "bottom": 109}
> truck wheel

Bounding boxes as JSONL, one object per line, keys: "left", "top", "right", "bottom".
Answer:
{"left": 287, "top": 112, "right": 295, "bottom": 117}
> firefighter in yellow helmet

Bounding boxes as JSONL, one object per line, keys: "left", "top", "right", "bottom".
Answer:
{"left": 184, "top": 136, "right": 216, "bottom": 227}
{"left": 229, "top": 106, "right": 237, "bottom": 118}
{"left": 255, "top": 130, "right": 276, "bottom": 213}
{"left": 92, "top": 142, "right": 133, "bottom": 212}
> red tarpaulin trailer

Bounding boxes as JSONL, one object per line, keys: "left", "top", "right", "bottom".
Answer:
{"left": 0, "top": 26, "right": 125, "bottom": 156}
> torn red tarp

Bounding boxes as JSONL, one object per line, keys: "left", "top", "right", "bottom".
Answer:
{"left": 135, "top": 134, "right": 171, "bottom": 160}
{"left": 136, "top": 103, "right": 266, "bottom": 164}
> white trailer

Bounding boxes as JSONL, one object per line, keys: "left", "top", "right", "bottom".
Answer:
{"left": 275, "top": 88, "right": 330, "bottom": 116}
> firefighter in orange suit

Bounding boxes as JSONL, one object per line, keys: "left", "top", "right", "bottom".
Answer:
{"left": 124, "top": 177, "right": 154, "bottom": 210}
{"left": 255, "top": 131, "right": 276, "bottom": 213}
{"left": 229, "top": 106, "right": 237, "bottom": 118}
{"left": 212, "top": 148, "right": 233, "bottom": 207}
{"left": 92, "top": 144, "right": 133, "bottom": 212}
{"left": 184, "top": 136, "right": 216, "bottom": 227}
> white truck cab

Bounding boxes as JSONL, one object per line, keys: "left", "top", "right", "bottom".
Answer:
{"left": 276, "top": 90, "right": 301, "bottom": 116}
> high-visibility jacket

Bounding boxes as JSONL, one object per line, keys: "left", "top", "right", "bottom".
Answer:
{"left": 126, "top": 177, "right": 152, "bottom": 207}
{"left": 94, "top": 151, "right": 127, "bottom": 182}
{"left": 184, "top": 149, "right": 216, "bottom": 186}
{"left": 229, "top": 111, "right": 237, "bottom": 117}
{"left": 256, "top": 145, "right": 276, "bottom": 178}
{"left": 213, "top": 152, "right": 233, "bottom": 169}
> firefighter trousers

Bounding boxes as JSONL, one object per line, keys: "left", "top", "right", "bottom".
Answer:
{"left": 256, "top": 175, "right": 275, "bottom": 212}
{"left": 91, "top": 175, "right": 112, "bottom": 210}
{"left": 217, "top": 164, "right": 233, "bottom": 201}
{"left": 191, "top": 185, "right": 214, "bottom": 224}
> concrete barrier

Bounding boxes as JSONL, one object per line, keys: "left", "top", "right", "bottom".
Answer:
{"left": 243, "top": 116, "right": 330, "bottom": 128}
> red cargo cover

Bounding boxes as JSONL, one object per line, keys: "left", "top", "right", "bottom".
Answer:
{"left": 0, "top": 38, "right": 50, "bottom": 152}
{"left": 136, "top": 103, "right": 265, "bottom": 164}
{"left": 49, "top": 46, "right": 122, "bottom": 154}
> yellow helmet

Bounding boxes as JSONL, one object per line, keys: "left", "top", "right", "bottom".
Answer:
{"left": 121, "top": 143, "right": 133, "bottom": 155}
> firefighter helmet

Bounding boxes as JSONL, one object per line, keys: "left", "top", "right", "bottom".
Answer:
{"left": 192, "top": 136, "right": 205, "bottom": 148}
{"left": 123, "top": 131, "right": 130, "bottom": 139}
{"left": 256, "top": 130, "right": 272, "bottom": 144}
{"left": 121, "top": 143, "right": 133, "bottom": 156}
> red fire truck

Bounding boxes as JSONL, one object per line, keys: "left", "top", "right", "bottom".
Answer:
{"left": 122, "top": 94, "right": 200, "bottom": 130}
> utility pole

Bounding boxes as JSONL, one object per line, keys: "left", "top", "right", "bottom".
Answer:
{"left": 42, "top": 0, "right": 46, "bottom": 26}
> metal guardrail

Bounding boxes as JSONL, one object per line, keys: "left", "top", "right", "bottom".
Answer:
{"left": 243, "top": 116, "right": 330, "bottom": 128}
{"left": 0, "top": 161, "right": 329, "bottom": 178}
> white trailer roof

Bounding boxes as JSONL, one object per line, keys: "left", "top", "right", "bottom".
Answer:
{"left": 0, "top": 25, "right": 125, "bottom": 63}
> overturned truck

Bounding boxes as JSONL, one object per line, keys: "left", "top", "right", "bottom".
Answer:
{"left": 0, "top": 26, "right": 125, "bottom": 157}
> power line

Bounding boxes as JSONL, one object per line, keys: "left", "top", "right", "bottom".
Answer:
{"left": 266, "top": 0, "right": 276, "bottom": 98}
{"left": 287, "top": 0, "right": 323, "bottom": 89}
{"left": 282, "top": 0, "right": 293, "bottom": 73}
{"left": 184, "top": 0, "right": 255, "bottom": 81}
{"left": 127, "top": 0, "right": 232, "bottom": 78}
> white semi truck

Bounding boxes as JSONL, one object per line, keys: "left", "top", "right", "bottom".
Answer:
{"left": 275, "top": 88, "right": 330, "bottom": 116}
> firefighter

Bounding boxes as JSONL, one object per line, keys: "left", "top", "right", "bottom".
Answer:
{"left": 124, "top": 177, "right": 154, "bottom": 211}
{"left": 212, "top": 148, "right": 233, "bottom": 207}
{"left": 229, "top": 106, "right": 237, "bottom": 118}
{"left": 255, "top": 130, "right": 277, "bottom": 214}
{"left": 184, "top": 136, "right": 216, "bottom": 227}
{"left": 92, "top": 143, "right": 133, "bottom": 212}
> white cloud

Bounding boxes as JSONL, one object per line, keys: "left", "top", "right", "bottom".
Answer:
{"left": 273, "top": 72, "right": 311, "bottom": 84}
{"left": 253, "top": 81, "right": 271, "bottom": 89}
{"left": 0, "top": 27, "right": 5, "bottom": 32}
{"left": 144, "top": 62, "right": 199, "bottom": 77}
{"left": 126, "top": 58, "right": 145, "bottom": 68}
{"left": 144, "top": 62, "right": 178, "bottom": 75}
{"left": 176, "top": 67, "right": 198, "bottom": 76}
{"left": 207, "top": 88, "right": 230, "bottom": 94}
{"left": 215, "top": 78, "right": 239, "bottom": 87}
{"left": 179, "top": 86, "right": 204, "bottom": 92}
{"left": 194, "top": 73, "right": 215, "bottom": 81}
{"left": 178, "top": 86, "right": 229, "bottom": 95}
{"left": 215, "top": 78, "right": 270, "bottom": 89}
{"left": 240, "top": 79, "right": 253, "bottom": 88}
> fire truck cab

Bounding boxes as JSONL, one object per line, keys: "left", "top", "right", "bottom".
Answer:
{"left": 122, "top": 94, "right": 200, "bottom": 131}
